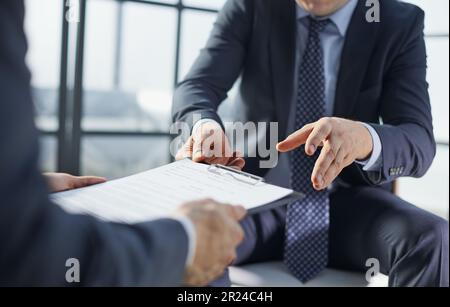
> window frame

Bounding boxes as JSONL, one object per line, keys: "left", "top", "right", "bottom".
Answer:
{"left": 43, "top": 0, "right": 219, "bottom": 174}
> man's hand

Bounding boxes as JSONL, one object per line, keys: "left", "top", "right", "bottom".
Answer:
{"left": 43, "top": 173, "right": 106, "bottom": 193}
{"left": 277, "top": 117, "right": 373, "bottom": 191}
{"left": 176, "top": 199, "right": 246, "bottom": 286}
{"left": 176, "top": 121, "right": 245, "bottom": 170}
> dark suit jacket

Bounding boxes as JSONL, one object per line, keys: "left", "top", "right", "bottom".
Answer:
{"left": 172, "top": 0, "right": 436, "bottom": 186}
{"left": 0, "top": 0, "right": 188, "bottom": 286}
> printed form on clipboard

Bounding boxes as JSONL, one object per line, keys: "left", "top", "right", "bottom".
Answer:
{"left": 51, "top": 159, "right": 304, "bottom": 224}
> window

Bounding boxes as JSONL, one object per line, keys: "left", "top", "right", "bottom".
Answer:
{"left": 399, "top": 0, "right": 449, "bottom": 218}
{"left": 25, "top": 0, "right": 63, "bottom": 172}
{"left": 25, "top": 0, "right": 222, "bottom": 179}
{"left": 79, "top": 0, "right": 219, "bottom": 178}
{"left": 83, "top": 0, "right": 177, "bottom": 134}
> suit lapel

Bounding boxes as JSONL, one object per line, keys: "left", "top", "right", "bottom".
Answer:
{"left": 270, "top": 0, "right": 296, "bottom": 139}
{"left": 334, "top": 0, "right": 380, "bottom": 118}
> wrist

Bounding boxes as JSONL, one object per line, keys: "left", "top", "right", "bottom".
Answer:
{"left": 356, "top": 122, "right": 374, "bottom": 160}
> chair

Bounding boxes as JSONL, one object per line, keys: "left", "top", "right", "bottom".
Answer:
{"left": 230, "top": 261, "right": 388, "bottom": 287}
{"left": 229, "top": 182, "right": 398, "bottom": 287}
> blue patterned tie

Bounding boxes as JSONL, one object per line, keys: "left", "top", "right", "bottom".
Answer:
{"left": 284, "top": 17, "right": 330, "bottom": 283}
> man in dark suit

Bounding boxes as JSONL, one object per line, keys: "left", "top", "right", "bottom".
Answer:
{"left": 173, "top": 0, "right": 449, "bottom": 286}
{"left": 0, "top": 0, "right": 246, "bottom": 286}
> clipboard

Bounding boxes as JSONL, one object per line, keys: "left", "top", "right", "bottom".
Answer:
{"left": 52, "top": 159, "right": 305, "bottom": 224}
{"left": 207, "top": 163, "right": 305, "bottom": 215}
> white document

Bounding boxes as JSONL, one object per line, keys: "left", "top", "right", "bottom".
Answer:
{"left": 51, "top": 159, "right": 294, "bottom": 223}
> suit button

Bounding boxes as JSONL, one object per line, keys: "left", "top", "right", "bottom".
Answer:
{"left": 390, "top": 167, "right": 402, "bottom": 176}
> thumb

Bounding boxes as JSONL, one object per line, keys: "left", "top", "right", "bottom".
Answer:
{"left": 230, "top": 205, "right": 247, "bottom": 221}
{"left": 176, "top": 136, "right": 194, "bottom": 160}
{"left": 192, "top": 136, "right": 206, "bottom": 162}
{"left": 227, "top": 157, "right": 246, "bottom": 170}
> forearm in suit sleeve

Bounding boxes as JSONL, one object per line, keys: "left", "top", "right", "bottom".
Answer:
{"left": 172, "top": 0, "right": 254, "bottom": 130}
{"left": 0, "top": 0, "right": 188, "bottom": 286}
{"left": 363, "top": 9, "right": 436, "bottom": 185}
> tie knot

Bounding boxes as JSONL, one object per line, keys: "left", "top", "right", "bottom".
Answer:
{"left": 308, "top": 17, "right": 330, "bottom": 34}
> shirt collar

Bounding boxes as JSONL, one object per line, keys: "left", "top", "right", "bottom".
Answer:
{"left": 296, "top": 0, "right": 358, "bottom": 37}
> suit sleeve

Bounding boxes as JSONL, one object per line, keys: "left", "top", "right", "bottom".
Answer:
{"left": 172, "top": 0, "right": 254, "bottom": 130}
{"left": 0, "top": 0, "right": 188, "bottom": 286}
{"left": 364, "top": 9, "right": 436, "bottom": 185}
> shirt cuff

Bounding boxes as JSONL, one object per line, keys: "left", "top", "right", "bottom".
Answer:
{"left": 355, "top": 123, "right": 383, "bottom": 172}
{"left": 171, "top": 217, "right": 196, "bottom": 268}
{"left": 192, "top": 119, "right": 221, "bottom": 136}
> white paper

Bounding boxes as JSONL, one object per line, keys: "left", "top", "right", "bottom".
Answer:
{"left": 51, "top": 159, "right": 293, "bottom": 223}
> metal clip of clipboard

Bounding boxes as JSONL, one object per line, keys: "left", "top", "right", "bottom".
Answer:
{"left": 207, "top": 164, "right": 265, "bottom": 186}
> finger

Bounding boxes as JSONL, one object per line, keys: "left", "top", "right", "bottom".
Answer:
{"left": 206, "top": 156, "right": 231, "bottom": 166}
{"left": 196, "top": 128, "right": 230, "bottom": 162}
{"left": 211, "top": 131, "right": 233, "bottom": 160}
{"left": 227, "top": 157, "right": 246, "bottom": 170}
{"left": 224, "top": 151, "right": 245, "bottom": 169}
{"left": 315, "top": 152, "right": 352, "bottom": 191}
{"left": 199, "top": 131, "right": 218, "bottom": 160}
{"left": 305, "top": 119, "right": 333, "bottom": 156}
{"left": 276, "top": 123, "right": 315, "bottom": 152}
{"left": 228, "top": 250, "right": 238, "bottom": 266}
{"left": 223, "top": 213, "right": 245, "bottom": 245}
{"left": 220, "top": 248, "right": 238, "bottom": 267}
{"left": 193, "top": 123, "right": 218, "bottom": 160}
{"left": 208, "top": 264, "right": 228, "bottom": 283}
{"left": 204, "top": 148, "right": 242, "bottom": 167}
{"left": 231, "top": 205, "right": 247, "bottom": 221}
{"left": 334, "top": 144, "right": 347, "bottom": 167}
{"left": 192, "top": 136, "right": 206, "bottom": 162}
{"left": 228, "top": 222, "right": 245, "bottom": 246}
{"left": 311, "top": 141, "right": 341, "bottom": 188}
{"left": 222, "top": 204, "right": 247, "bottom": 221}
{"left": 73, "top": 176, "right": 107, "bottom": 189}
{"left": 219, "top": 243, "right": 238, "bottom": 263}
{"left": 198, "top": 198, "right": 218, "bottom": 206}
{"left": 318, "top": 162, "right": 342, "bottom": 191}
{"left": 222, "top": 133, "right": 233, "bottom": 158}
{"left": 176, "top": 136, "right": 194, "bottom": 160}
{"left": 234, "top": 225, "right": 245, "bottom": 244}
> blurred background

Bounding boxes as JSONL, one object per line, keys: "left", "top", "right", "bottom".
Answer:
{"left": 25, "top": 0, "right": 448, "bottom": 218}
